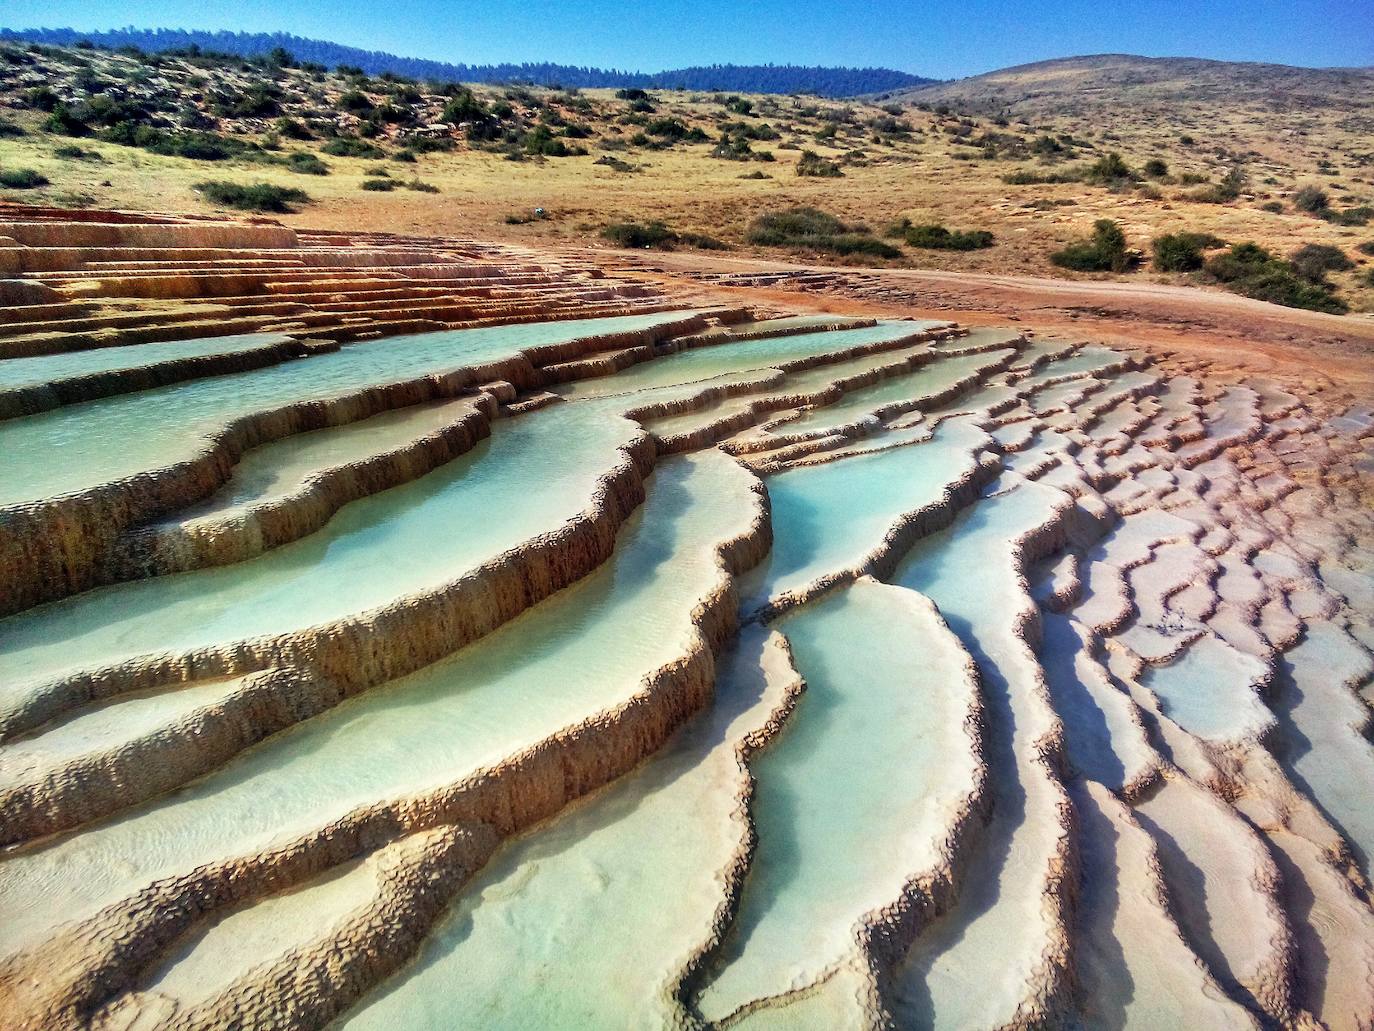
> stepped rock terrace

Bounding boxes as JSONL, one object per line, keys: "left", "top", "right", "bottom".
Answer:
{"left": 0, "top": 206, "right": 1372, "bottom": 1030}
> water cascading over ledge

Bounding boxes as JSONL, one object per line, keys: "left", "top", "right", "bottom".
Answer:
{"left": 0, "top": 210, "right": 1372, "bottom": 1031}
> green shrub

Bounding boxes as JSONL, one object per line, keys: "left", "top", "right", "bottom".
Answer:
{"left": 1357, "top": 241, "right": 1374, "bottom": 257}
{"left": 193, "top": 180, "right": 310, "bottom": 212}
{"left": 1151, "top": 231, "right": 1226, "bottom": 272}
{"left": 602, "top": 221, "right": 674, "bottom": 247}
{"left": 713, "top": 133, "right": 769, "bottom": 161}
{"left": 745, "top": 206, "right": 901, "bottom": 259}
{"left": 322, "top": 136, "right": 385, "bottom": 158}
{"left": 404, "top": 178, "right": 440, "bottom": 193}
{"left": 594, "top": 154, "right": 637, "bottom": 172}
{"left": 43, "top": 104, "right": 90, "bottom": 136}
{"left": 722, "top": 120, "right": 780, "bottom": 142}
{"left": 337, "top": 90, "right": 374, "bottom": 114}
{"left": 1260, "top": 200, "right": 1285, "bottom": 213}
{"left": 0, "top": 119, "right": 24, "bottom": 138}
{"left": 406, "top": 136, "right": 456, "bottom": 153}
{"left": 796, "top": 149, "right": 843, "bottom": 177}
{"left": 1187, "top": 167, "right": 1247, "bottom": 204}
{"left": 441, "top": 90, "right": 490, "bottom": 125}
{"left": 1322, "top": 206, "right": 1373, "bottom": 227}
{"left": 287, "top": 152, "right": 329, "bottom": 175}
{"left": 1003, "top": 168, "right": 1080, "bottom": 185}
{"left": 600, "top": 221, "right": 726, "bottom": 250}
{"left": 53, "top": 143, "right": 101, "bottom": 160}
{"left": 1083, "top": 151, "right": 1136, "bottom": 184}
{"left": 394, "top": 149, "right": 418, "bottom": 163}
{"left": 127, "top": 129, "right": 241, "bottom": 161}
{"left": 1143, "top": 157, "right": 1169, "bottom": 178}
{"left": 904, "top": 223, "right": 995, "bottom": 250}
{"left": 1290, "top": 243, "right": 1353, "bottom": 280}
{"left": 361, "top": 178, "right": 396, "bottom": 191}
{"left": 275, "top": 117, "right": 314, "bottom": 140}
{"left": 645, "top": 117, "right": 689, "bottom": 139}
{"left": 216, "top": 83, "right": 282, "bottom": 118}
{"left": 522, "top": 125, "right": 583, "bottom": 157}
{"left": 0, "top": 168, "right": 49, "bottom": 189}
{"left": 1051, "top": 219, "right": 1139, "bottom": 272}
{"left": 28, "top": 86, "right": 60, "bottom": 111}
{"left": 1293, "top": 184, "right": 1330, "bottom": 214}
{"left": 1187, "top": 185, "right": 1231, "bottom": 203}
{"left": 1204, "top": 242, "right": 1346, "bottom": 313}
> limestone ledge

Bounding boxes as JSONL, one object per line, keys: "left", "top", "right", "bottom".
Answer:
{"left": 0, "top": 668, "right": 333, "bottom": 847}
{"left": 0, "top": 312, "right": 705, "bottom": 616}
{"left": 730, "top": 345, "right": 1022, "bottom": 470}
{"left": 90, "top": 824, "right": 499, "bottom": 1031}
{"left": 668, "top": 628, "right": 808, "bottom": 1029}
{"left": 111, "top": 397, "right": 494, "bottom": 579}
{"left": 0, "top": 427, "right": 654, "bottom": 746}
{"left": 0, "top": 450, "right": 772, "bottom": 1030}
{"left": 0, "top": 336, "right": 332, "bottom": 421}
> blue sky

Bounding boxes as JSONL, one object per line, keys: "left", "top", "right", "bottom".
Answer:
{"left": 3, "top": 0, "right": 1371, "bottom": 78}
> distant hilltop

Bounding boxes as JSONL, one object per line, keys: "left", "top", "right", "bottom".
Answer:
{"left": 883, "top": 52, "right": 1374, "bottom": 114}
{"left": 0, "top": 27, "right": 937, "bottom": 98}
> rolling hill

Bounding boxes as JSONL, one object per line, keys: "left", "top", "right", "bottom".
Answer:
{"left": 892, "top": 53, "right": 1374, "bottom": 118}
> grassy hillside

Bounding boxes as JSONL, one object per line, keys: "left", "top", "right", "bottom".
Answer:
{"left": 0, "top": 41, "right": 1370, "bottom": 312}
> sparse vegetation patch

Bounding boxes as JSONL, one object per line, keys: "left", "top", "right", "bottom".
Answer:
{"left": 0, "top": 168, "right": 50, "bottom": 189}
{"left": 746, "top": 207, "right": 900, "bottom": 258}
{"left": 893, "top": 220, "right": 996, "bottom": 251}
{"left": 1204, "top": 242, "right": 1347, "bottom": 313}
{"left": 1051, "top": 219, "right": 1139, "bottom": 272}
{"left": 1151, "top": 231, "right": 1226, "bottom": 272}
{"left": 193, "top": 180, "right": 311, "bottom": 212}
{"left": 601, "top": 220, "right": 727, "bottom": 250}
{"left": 796, "top": 150, "right": 843, "bottom": 177}
{"left": 322, "top": 136, "right": 386, "bottom": 158}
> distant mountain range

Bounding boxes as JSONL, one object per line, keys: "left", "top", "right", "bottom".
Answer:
{"left": 0, "top": 27, "right": 937, "bottom": 98}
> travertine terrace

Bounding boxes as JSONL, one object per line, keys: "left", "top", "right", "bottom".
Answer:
{"left": 1, "top": 206, "right": 1372, "bottom": 1030}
